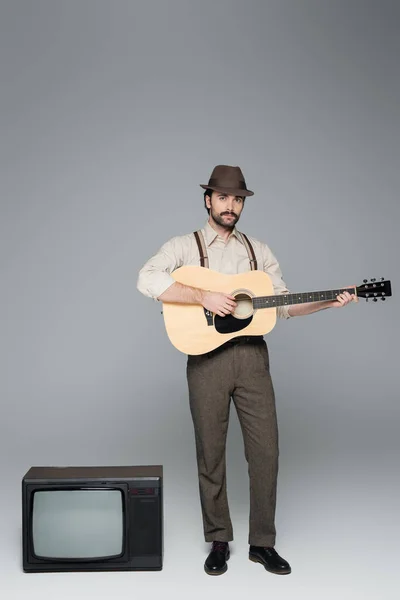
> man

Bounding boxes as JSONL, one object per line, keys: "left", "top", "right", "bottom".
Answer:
{"left": 137, "top": 165, "right": 356, "bottom": 576}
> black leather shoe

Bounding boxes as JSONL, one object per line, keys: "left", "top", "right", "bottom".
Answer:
{"left": 204, "top": 541, "right": 230, "bottom": 575}
{"left": 249, "top": 545, "right": 291, "bottom": 574}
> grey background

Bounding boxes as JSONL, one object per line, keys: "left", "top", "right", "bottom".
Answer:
{"left": 1, "top": 1, "right": 399, "bottom": 598}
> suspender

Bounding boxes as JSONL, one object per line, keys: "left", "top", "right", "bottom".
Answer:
{"left": 240, "top": 232, "right": 258, "bottom": 271}
{"left": 193, "top": 230, "right": 209, "bottom": 268}
{"left": 193, "top": 229, "right": 258, "bottom": 270}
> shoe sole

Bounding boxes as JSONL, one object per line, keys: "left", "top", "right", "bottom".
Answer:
{"left": 249, "top": 554, "right": 291, "bottom": 575}
{"left": 204, "top": 553, "right": 230, "bottom": 575}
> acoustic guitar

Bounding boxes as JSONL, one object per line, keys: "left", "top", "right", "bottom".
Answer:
{"left": 162, "top": 266, "right": 392, "bottom": 355}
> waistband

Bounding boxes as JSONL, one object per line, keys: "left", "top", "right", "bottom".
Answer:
{"left": 204, "top": 335, "right": 264, "bottom": 358}
{"left": 223, "top": 335, "right": 264, "bottom": 346}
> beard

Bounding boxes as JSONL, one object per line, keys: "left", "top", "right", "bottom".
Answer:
{"left": 210, "top": 208, "right": 239, "bottom": 229}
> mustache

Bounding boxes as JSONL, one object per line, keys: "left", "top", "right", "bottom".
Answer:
{"left": 221, "top": 212, "right": 237, "bottom": 217}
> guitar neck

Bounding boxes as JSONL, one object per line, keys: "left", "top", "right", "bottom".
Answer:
{"left": 253, "top": 286, "right": 356, "bottom": 309}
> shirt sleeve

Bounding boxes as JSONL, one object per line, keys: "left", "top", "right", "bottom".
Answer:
{"left": 261, "top": 243, "right": 291, "bottom": 320}
{"left": 137, "top": 236, "right": 184, "bottom": 301}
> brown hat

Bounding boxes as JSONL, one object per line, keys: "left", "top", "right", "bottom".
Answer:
{"left": 200, "top": 165, "right": 254, "bottom": 197}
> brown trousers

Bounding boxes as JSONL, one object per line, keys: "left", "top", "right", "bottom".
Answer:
{"left": 186, "top": 338, "right": 279, "bottom": 547}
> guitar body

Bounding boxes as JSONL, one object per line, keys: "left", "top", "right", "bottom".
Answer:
{"left": 162, "top": 266, "right": 277, "bottom": 355}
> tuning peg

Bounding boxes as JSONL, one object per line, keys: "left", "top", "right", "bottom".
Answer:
{"left": 371, "top": 278, "right": 376, "bottom": 282}
{"left": 373, "top": 298, "right": 378, "bottom": 302}
{"left": 381, "top": 297, "right": 386, "bottom": 301}
{"left": 381, "top": 277, "right": 384, "bottom": 281}
{"left": 363, "top": 279, "right": 368, "bottom": 283}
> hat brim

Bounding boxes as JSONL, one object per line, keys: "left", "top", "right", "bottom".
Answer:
{"left": 200, "top": 184, "right": 254, "bottom": 197}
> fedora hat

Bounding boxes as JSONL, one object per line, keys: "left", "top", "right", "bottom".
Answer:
{"left": 200, "top": 165, "right": 254, "bottom": 197}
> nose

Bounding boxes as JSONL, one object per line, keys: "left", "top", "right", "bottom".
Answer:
{"left": 226, "top": 197, "right": 235, "bottom": 211}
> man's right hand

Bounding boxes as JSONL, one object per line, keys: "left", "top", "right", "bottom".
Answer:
{"left": 201, "top": 291, "right": 237, "bottom": 317}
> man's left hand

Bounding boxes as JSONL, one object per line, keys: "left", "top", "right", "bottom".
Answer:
{"left": 331, "top": 288, "right": 358, "bottom": 308}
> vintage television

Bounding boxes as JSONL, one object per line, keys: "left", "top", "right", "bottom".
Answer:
{"left": 22, "top": 465, "right": 163, "bottom": 572}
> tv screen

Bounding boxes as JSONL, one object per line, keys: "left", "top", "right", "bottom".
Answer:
{"left": 32, "top": 489, "right": 124, "bottom": 559}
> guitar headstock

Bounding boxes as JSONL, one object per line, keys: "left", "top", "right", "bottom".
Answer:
{"left": 356, "top": 278, "right": 392, "bottom": 302}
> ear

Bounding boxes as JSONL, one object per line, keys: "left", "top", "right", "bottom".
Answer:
{"left": 205, "top": 194, "right": 212, "bottom": 209}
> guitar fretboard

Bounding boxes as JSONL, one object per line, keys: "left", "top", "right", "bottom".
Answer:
{"left": 252, "top": 287, "right": 356, "bottom": 309}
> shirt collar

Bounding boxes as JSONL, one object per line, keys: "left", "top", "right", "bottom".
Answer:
{"left": 203, "top": 221, "right": 243, "bottom": 247}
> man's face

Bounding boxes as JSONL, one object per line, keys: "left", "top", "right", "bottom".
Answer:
{"left": 206, "top": 191, "right": 245, "bottom": 228}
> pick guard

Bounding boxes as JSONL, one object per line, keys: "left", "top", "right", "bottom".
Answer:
{"left": 214, "top": 314, "right": 253, "bottom": 333}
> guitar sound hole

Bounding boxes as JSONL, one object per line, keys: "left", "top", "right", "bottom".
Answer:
{"left": 232, "top": 292, "right": 254, "bottom": 319}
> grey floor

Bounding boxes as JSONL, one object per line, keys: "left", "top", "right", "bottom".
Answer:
{"left": 3, "top": 426, "right": 398, "bottom": 600}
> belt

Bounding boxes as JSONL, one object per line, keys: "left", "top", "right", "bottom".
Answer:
{"left": 223, "top": 335, "right": 264, "bottom": 346}
{"left": 205, "top": 335, "right": 264, "bottom": 358}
